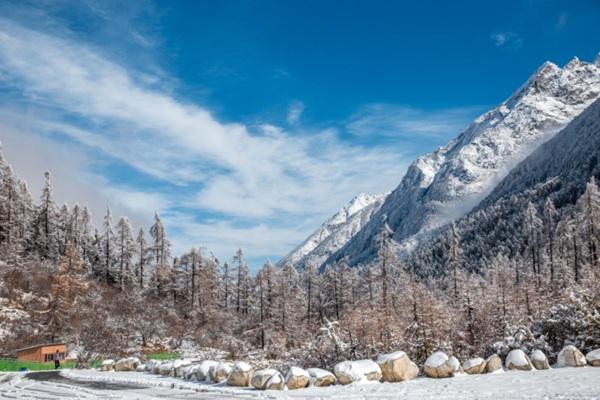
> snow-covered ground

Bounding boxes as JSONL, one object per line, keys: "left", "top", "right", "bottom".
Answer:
{"left": 2, "top": 367, "right": 599, "bottom": 399}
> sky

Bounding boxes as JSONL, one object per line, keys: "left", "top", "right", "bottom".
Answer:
{"left": 0, "top": 0, "right": 598, "bottom": 269}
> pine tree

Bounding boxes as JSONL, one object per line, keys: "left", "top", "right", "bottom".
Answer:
{"left": 33, "top": 171, "right": 59, "bottom": 260}
{"left": 135, "top": 228, "right": 150, "bottom": 290}
{"left": 101, "top": 207, "right": 115, "bottom": 285}
{"left": 116, "top": 217, "right": 135, "bottom": 290}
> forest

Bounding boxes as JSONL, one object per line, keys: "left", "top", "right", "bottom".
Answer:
{"left": 0, "top": 145, "right": 599, "bottom": 369}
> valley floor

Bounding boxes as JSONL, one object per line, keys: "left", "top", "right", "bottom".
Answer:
{"left": 1, "top": 367, "right": 600, "bottom": 399}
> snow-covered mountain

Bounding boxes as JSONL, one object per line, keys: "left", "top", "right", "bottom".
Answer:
{"left": 322, "top": 55, "right": 600, "bottom": 268}
{"left": 278, "top": 192, "right": 387, "bottom": 268}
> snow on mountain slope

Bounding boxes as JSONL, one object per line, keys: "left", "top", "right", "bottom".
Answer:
{"left": 278, "top": 193, "right": 387, "bottom": 268}
{"left": 325, "top": 55, "right": 600, "bottom": 268}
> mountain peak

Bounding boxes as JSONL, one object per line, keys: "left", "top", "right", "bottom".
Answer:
{"left": 595, "top": 52, "right": 600, "bottom": 66}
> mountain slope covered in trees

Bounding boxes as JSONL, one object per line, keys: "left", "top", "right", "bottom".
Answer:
{"left": 408, "top": 96, "right": 600, "bottom": 279}
{"left": 322, "top": 56, "right": 600, "bottom": 268}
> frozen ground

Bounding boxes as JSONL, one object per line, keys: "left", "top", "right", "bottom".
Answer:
{"left": 0, "top": 367, "right": 599, "bottom": 399}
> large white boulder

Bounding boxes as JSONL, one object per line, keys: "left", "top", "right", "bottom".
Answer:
{"left": 447, "top": 356, "right": 463, "bottom": 375}
{"left": 159, "top": 362, "right": 174, "bottom": 376}
{"left": 307, "top": 368, "right": 337, "bottom": 387}
{"left": 505, "top": 349, "right": 533, "bottom": 371}
{"left": 462, "top": 357, "right": 486, "bottom": 375}
{"left": 530, "top": 350, "right": 550, "bottom": 370}
{"left": 182, "top": 364, "right": 200, "bottom": 380}
{"left": 209, "top": 362, "right": 233, "bottom": 383}
{"left": 376, "top": 351, "right": 419, "bottom": 382}
{"left": 333, "top": 360, "right": 382, "bottom": 384}
{"left": 227, "top": 361, "right": 253, "bottom": 387}
{"left": 285, "top": 366, "right": 310, "bottom": 389}
{"left": 251, "top": 368, "right": 284, "bottom": 390}
{"left": 424, "top": 352, "right": 454, "bottom": 378}
{"left": 100, "top": 359, "right": 115, "bottom": 372}
{"left": 586, "top": 349, "right": 600, "bottom": 367}
{"left": 173, "top": 360, "right": 193, "bottom": 377}
{"left": 485, "top": 354, "right": 502, "bottom": 373}
{"left": 195, "top": 360, "right": 219, "bottom": 381}
{"left": 557, "top": 345, "right": 586, "bottom": 367}
{"left": 115, "top": 357, "right": 141, "bottom": 372}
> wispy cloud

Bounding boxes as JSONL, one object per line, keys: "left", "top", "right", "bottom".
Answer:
{"left": 490, "top": 31, "right": 523, "bottom": 49}
{"left": 555, "top": 13, "right": 567, "bottom": 31}
{"left": 0, "top": 16, "right": 418, "bottom": 265}
{"left": 347, "top": 104, "right": 483, "bottom": 139}
{"left": 286, "top": 101, "right": 305, "bottom": 124}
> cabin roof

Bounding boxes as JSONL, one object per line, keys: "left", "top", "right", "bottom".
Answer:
{"left": 16, "top": 343, "right": 66, "bottom": 352}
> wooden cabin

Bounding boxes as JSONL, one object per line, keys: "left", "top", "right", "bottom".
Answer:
{"left": 16, "top": 343, "right": 67, "bottom": 363}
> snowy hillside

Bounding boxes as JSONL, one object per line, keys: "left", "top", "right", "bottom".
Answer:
{"left": 325, "top": 55, "right": 600, "bottom": 267}
{"left": 278, "top": 193, "right": 387, "bottom": 268}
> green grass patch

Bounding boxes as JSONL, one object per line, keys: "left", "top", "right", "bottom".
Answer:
{"left": 0, "top": 358, "right": 76, "bottom": 371}
{"left": 146, "top": 352, "right": 180, "bottom": 361}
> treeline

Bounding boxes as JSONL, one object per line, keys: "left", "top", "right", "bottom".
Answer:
{"left": 0, "top": 146, "right": 599, "bottom": 368}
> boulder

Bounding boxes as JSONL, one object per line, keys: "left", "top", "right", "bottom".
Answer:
{"left": 100, "top": 359, "right": 115, "bottom": 371}
{"left": 266, "top": 371, "right": 285, "bottom": 390}
{"left": 159, "top": 362, "right": 174, "bottom": 376}
{"left": 209, "top": 362, "right": 232, "bottom": 383}
{"left": 485, "top": 354, "right": 502, "bottom": 373}
{"left": 462, "top": 357, "right": 486, "bottom": 375}
{"left": 285, "top": 366, "right": 310, "bottom": 389}
{"left": 505, "top": 349, "right": 533, "bottom": 371}
{"left": 307, "top": 368, "right": 337, "bottom": 387}
{"left": 586, "top": 349, "right": 600, "bottom": 366}
{"left": 251, "top": 369, "right": 280, "bottom": 390}
{"left": 136, "top": 364, "right": 147, "bottom": 372}
{"left": 447, "top": 356, "right": 463, "bottom": 375}
{"left": 115, "top": 357, "right": 141, "bottom": 372}
{"left": 333, "top": 360, "right": 382, "bottom": 384}
{"left": 145, "top": 360, "right": 162, "bottom": 374}
{"left": 173, "top": 360, "right": 193, "bottom": 377}
{"left": 376, "top": 351, "right": 419, "bottom": 382}
{"left": 424, "top": 352, "right": 454, "bottom": 378}
{"left": 195, "top": 360, "right": 218, "bottom": 381}
{"left": 557, "top": 345, "right": 587, "bottom": 367}
{"left": 530, "top": 350, "right": 550, "bottom": 370}
{"left": 227, "top": 361, "right": 253, "bottom": 387}
{"left": 183, "top": 364, "right": 200, "bottom": 380}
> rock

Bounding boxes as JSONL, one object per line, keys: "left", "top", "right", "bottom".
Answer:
{"left": 424, "top": 352, "right": 454, "bottom": 378}
{"left": 485, "top": 355, "right": 502, "bottom": 373}
{"left": 100, "top": 359, "right": 115, "bottom": 371}
{"left": 149, "top": 360, "right": 163, "bottom": 374}
{"left": 462, "top": 357, "right": 486, "bottom": 374}
{"left": 136, "top": 364, "right": 147, "bottom": 372}
{"left": 159, "top": 362, "right": 174, "bottom": 376}
{"left": 251, "top": 369, "right": 280, "bottom": 390}
{"left": 227, "top": 361, "right": 253, "bottom": 387}
{"left": 265, "top": 371, "right": 285, "bottom": 390}
{"left": 530, "top": 350, "right": 550, "bottom": 370}
{"left": 376, "top": 351, "right": 419, "bottom": 382}
{"left": 307, "top": 368, "right": 337, "bottom": 387}
{"left": 285, "top": 366, "right": 310, "bottom": 389}
{"left": 447, "top": 356, "right": 463, "bottom": 374}
{"left": 173, "top": 360, "right": 193, "bottom": 377}
{"left": 183, "top": 364, "right": 200, "bottom": 380}
{"left": 586, "top": 349, "right": 600, "bottom": 366}
{"left": 195, "top": 360, "right": 218, "bottom": 381}
{"left": 115, "top": 357, "right": 141, "bottom": 372}
{"left": 505, "top": 349, "right": 533, "bottom": 371}
{"left": 209, "top": 362, "right": 233, "bottom": 383}
{"left": 333, "top": 360, "right": 382, "bottom": 384}
{"left": 557, "top": 345, "right": 587, "bottom": 367}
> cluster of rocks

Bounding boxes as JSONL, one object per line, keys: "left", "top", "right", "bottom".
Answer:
{"left": 98, "top": 345, "right": 600, "bottom": 390}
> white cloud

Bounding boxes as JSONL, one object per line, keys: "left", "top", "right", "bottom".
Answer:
{"left": 490, "top": 31, "right": 523, "bottom": 49}
{"left": 347, "top": 104, "right": 483, "bottom": 139}
{"left": 0, "top": 17, "right": 418, "bottom": 266}
{"left": 286, "top": 101, "right": 305, "bottom": 124}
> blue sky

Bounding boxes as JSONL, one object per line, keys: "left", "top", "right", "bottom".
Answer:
{"left": 0, "top": 0, "right": 598, "bottom": 269}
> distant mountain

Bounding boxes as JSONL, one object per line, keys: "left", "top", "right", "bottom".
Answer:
{"left": 322, "top": 56, "right": 600, "bottom": 268}
{"left": 278, "top": 193, "right": 386, "bottom": 268}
